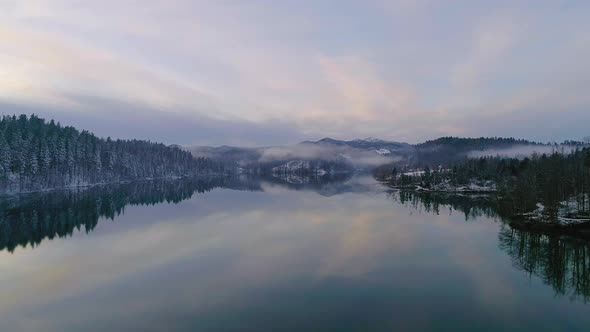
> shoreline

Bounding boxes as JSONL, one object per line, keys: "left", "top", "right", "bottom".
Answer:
{"left": 0, "top": 174, "right": 227, "bottom": 197}
{"left": 509, "top": 219, "right": 590, "bottom": 239}
{"left": 383, "top": 181, "right": 590, "bottom": 238}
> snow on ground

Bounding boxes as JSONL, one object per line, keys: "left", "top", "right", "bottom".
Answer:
{"left": 402, "top": 171, "right": 425, "bottom": 176}
{"left": 521, "top": 197, "right": 590, "bottom": 224}
{"left": 271, "top": 160, "right": 328, "bottom": 178}
{"left": 374, "top": 148, "right": 391, "bottom": 155}
{"left": 272, "top": 160, "right": 309, "bottom": 172}
{"left": 413, "top": 180, "right": 496, "bottom": 193}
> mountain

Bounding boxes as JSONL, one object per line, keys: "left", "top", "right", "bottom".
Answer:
{"left": 188, "top": 136, "right": 587, "bottom": 179}
{"left": 412, "top": 137, "right": 560, "bottom": 166}
{"left": 188, "top": 137, "right": 413, "bottom": 179}
{"left": 190, "top": 145, "right": 263, "bottom": 164}
{"left": 416, "top": 137, "right": 540, "bottom": 152}
{"left": 301, "top": 137, "right": 414, "bottom": 156}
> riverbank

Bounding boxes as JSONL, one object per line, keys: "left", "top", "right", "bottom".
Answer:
{"left": 381, "top": 180, "right": 497, "bottom": 194}
{"left": 0, "top": 174, "right": 227, "bottom": 197}
{"left": 383, "top": 182, "right": 590, "bottom": 237}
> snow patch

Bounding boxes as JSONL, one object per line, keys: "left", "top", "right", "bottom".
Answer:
{"left": 374, "top": 148, "right": 391, "bottom": 155}
{"left": 402, "top": 171, "right": 425, "bottom": 177}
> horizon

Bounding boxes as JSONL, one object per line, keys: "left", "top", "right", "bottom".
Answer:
{"left": 3, "top": 112, "right": 588, "bottom": 148}
{"left": 2, "top": 1, "right": 590, "bottom": 146}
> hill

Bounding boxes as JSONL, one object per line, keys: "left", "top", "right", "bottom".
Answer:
{"left": 189, "top": 136, "right": 575, "bottom": 177}
{"left": 0, "top": 114, "right": 224, "bottom": 193}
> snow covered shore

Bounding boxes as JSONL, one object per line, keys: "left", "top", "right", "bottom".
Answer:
{"left": 387, "top": 180, "right": 497, "bottom": 194}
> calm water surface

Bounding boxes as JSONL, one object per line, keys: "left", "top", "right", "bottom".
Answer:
{"left": 0, "top": 176, "right": 588, "bottom": 331}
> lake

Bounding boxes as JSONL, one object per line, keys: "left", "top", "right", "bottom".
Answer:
{"left": 0, "top": 176, "right": 588, "bottom": 331}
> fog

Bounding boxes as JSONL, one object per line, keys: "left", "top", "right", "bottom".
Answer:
{"left": 259, "top": 143, "right": 399, "bottom": 166}
{"left": 467, "top": 144, "right": 579, "bottom": 159}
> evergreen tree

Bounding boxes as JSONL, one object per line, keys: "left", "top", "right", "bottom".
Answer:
{"left": 0, "top": 114, "right": 225, "bottom": 192}
{"left": 382, "top": 147, "right": 590, "bottom": 221}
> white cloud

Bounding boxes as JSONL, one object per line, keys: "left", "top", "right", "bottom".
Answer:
{"left": 1, "top": 1, "right": 589, "bottom": 144}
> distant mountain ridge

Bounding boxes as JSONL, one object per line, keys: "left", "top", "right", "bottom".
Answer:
{"left": 188, "top": 136, "right": 586, "bottom": 178}
{"left": 3, "top": 113, "right": 582, "bottom": 192}
{"left": 189, "top": 137, "right": 413, "bottom": 172}
{"left": 411, "top": 136, "right": 590, "bottom": 165}
{"left": 300, "top": 137, "right": 414, "bottom": 154}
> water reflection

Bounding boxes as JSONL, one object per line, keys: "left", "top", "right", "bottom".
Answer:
{"left": 261, "top": 173, "right": 383, "bottom": 196}
{"left": 0, "top": 175, "right": 370, "bottom": 253}
{"left": 0, "top": 177, "right": 263, "bottom": 252}
{"left": 0, "top": 177, "right": 588, "bottom": 331}
{"left": 389, "top": 191, "right": 500, "bottom": 220}
{"left": 389, "top": 190, "right": 590, "bottom": 302}
{"left": 499, "top": 227, "right": 590, "bottom": 303}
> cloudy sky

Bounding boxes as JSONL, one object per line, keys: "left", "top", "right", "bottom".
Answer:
{"left": 1, "top": 0, "right": 589, "bottom": 146}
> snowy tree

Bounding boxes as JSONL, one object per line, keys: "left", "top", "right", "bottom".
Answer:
{"left": 0, "top": 114, "right": 225, "bottom": 192}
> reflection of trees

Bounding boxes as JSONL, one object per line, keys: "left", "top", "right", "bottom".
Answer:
{"left": 0, "top": 177, "right": 262, "bottom": 253}
{"left": 264, "top": 172, "right": 353, "bottom": 193}
{"left": 499, "top": 227, "right": 590, "bottom": 302}
{"left": 388, "top": 191, "right": 501, "bottom": 221}
{"left": 0, "top": 174, "right": 356, "bottom": 253}
{"left": 389, "top": 190, "right": 590, "bottom": 302}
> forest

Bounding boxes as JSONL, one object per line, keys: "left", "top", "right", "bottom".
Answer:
{"left": 411, "top": 136, "right": 543, "bottom": 166}
{"left": 0, "top": 114, "right": 225, "bottom": 192}
{"left": 379, "top": 148, "right": 590, "bottom": 221}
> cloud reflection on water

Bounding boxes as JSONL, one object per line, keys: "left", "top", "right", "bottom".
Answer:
{"left": 0, "top": 178, "right": 588, "bottom": 331}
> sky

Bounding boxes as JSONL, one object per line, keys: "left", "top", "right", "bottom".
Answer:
{"left": 1, "top": 0, "right": 589, "bottom": 146}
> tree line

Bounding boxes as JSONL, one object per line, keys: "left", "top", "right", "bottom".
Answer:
{"left": 412, "top": 136, "right": 543, "bottom": 166}
{"left": 380, "top": 148, "right": 590, "bottom": 219}
{"left": 0, "top": 114, "right": 225, "bottom": 192}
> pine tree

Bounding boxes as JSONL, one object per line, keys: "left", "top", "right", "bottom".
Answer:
{"left": 0, "top": 114, "right": 224, "bottom": 192}
{"left": 0, "top": 135, "right": 11, "bottom": 179}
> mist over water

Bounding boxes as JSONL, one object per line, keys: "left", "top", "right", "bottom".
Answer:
{"left": 259, "top": 143, "right": 399, "bottom": 166}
